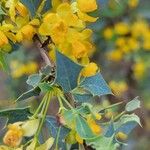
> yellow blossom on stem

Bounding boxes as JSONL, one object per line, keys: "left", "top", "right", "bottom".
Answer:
{"left": 133, "top": 61, "right": 145, "bottom": 79}
{"left": 87, "top": 115, "right": 102, "bottom": 134}
{"left": 128, "top": 0, "right": 139, "bottom": 8}
{"left": 82, "top": 62, "right": 98, "bottom": 77}
{"left": 114, "top": 22, "right": 129, "bottom": 35}
{"left": 116, "top": 132, "right": 128, "bottom": 141}
{"left": 3, "top": 123, "right": 23, "bottom": 147}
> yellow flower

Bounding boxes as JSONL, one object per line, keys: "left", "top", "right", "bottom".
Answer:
{"left": 114, "top": 22, "right": 129, "bottom": 35}
{"left": 128, "top": 0, "right": 139, "bottom": 8}
{"left": 75, "top": 133, "right": 83, "bottom": 144}
{"left": 103, "top": 27, "right": 113, "bottom": 40}
{"left": 133, "top": 61, "right": 145, "bottom": 79}
{"left": 87, "top": 115, "right": 102, "bottom": 134}
{"left": 3, "top": 120, "right": 40, "bottom": 148}
{"left": 3, "top": 123, "right": 23, "bottom": 147}
{"left": 131, "top": 21, "right": 148, "bottom": 38}
{"left": 127, "top": 38, "right": 139, "bottom": 51}
{"left": 116, "top": 132, "right": 127, "bottom": 141}
{"left": 107, "top": 50, "right": 123, "bottom": 62}
{"left": 82, "top": 62, "right": 98, "bottom": 77}
{"left": 5, "top": 0, "right": 28, "bottom": 21}
{"left": 77, "top": 0, "right": 97, "bottom": 13}
{"left": 0, "top": 31, "right": 8, "bottom": 47}
{"left": 10, "top": 61, "right": 38, "bottom": 78}
{"left": 109, "top": 81, "right": 128, "bottom": 97}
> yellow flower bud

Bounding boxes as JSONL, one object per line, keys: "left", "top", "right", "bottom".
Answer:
{"left": 77, "top": 0, "right": 97, "bottom": 13}
{"left": 16, "top": 2, "right": 28, "bottom": 17}
{"left": 116, "top": 132, "right": 127, "bottom": 141}
{"left": 82, "top": 62, "right": 98, "bottom": 77}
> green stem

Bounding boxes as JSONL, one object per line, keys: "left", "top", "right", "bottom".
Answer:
{"left": 61, "top": 95, "right": 73, "bottom": 109}
{"left": 100, "top": 102, "right": 123, "bottom": 111}
{"left": 32, "top": 94, "right": 47, "bottom": 118}
{"left": 36, "top": 92, "right": 51, "bottom": 138}
{"left": 58, "top": 96, "right": 64, "bottom": 109}
{"left": 114, "top": 111, "right": 126, "bottom": 121}
{"left": 55, "top": 127, "right": 61, "bottom": 150}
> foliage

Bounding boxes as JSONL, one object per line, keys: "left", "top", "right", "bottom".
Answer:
{"left": 0, "top": 0, "right": 141, "bottom": 150}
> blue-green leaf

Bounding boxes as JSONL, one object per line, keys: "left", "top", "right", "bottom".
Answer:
{"left": 38, "top": 82, "right": 53, "bottom": 93}
{"left": 26, "top": 74, "right": 42, "bottom": 88}
{"left": 0, "top": 107, "right": 31, "bottom": 124}
{"left": 76, "top": 115, "right": 97, "bottom": 139}
{"left": 125, "top": 97, "right": 140, "bottom": 112}
{"left": 21, "top": 0, "right": 42, "bottom": 17}
{"left": 79, "top": 73, "right": 112, "bottom": 96}
{"left": 46, "top": 116, "right": 70, "bottom": 150}
{"left": 55, "top": 51, "right": 83, "bottom": 92}
{"left": 16, "top": 87, "right": 41, "bottom": 101}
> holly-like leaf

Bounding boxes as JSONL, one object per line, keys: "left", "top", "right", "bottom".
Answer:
{"left": 16, "top": 87, "right": 41, "bottom": 101}
{"left": 0, "top": 107, "right": 31, "bottom": 123}
{"left": 125, "top": 97, "right": 140, "bottom": 112}
{"left": 79, "top": 73, "right": 112, "bottom": 96}
{"left": 21, "top": 0, "right": 42, "bottom": 17}
{"left": 72, "top": 88, "right": 93, "bottom": 103}
{"left": 87, "top": 135, "right": 119, "bottom": 150}
{"left": 76, "top": 115, "right": 97, "bottom": 139}
{"left": 46, "top": 116, "right": 70, "bottom": 150}
{"left": 115, "top": 114, "right": 141, "bottom": 135}
{"left": 41, "top": 0, "right": 52, "bottom": 14}
{"left": 38, "top": 82, "right": 53, "bottom": 93}
{"left": 26, "top": 74, "right": 42, "bottom": 88}
{"left": 105, "top": 114, "right": 141, "bottom": 138}
{"left": 55, "top": 51, "right": 83, "bottom": 92}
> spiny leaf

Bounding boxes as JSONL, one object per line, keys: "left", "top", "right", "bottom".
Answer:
{"left": 26, "top": 74, "right": 42, "bottom": 88}
{"left": 21, "top": 0, "right": 42, "bottom": 17}
{"left": 55, "top": 50, "right": 83, "bottom": 92}
{"left": 125, "top": 97, "right": 140, "bottom": 112}
{"left": 38, "top": 82, "right": 53, "bottom": 93}
{"left": 87, "top": 135, "right": 119, "bottom": 150}
{"left": 79, "top": 73, "right": 112, "bottom": 96}
{"left": 16, "top": 87, "right": 41, "bottom": 101}
{"left": 46, "top": 116, "right": 70, "bottom": 150}
{"left": 0, "top": 107, "right": 31, "bottom": 123}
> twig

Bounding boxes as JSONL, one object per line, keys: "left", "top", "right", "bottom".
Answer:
{"left": 33, "top": 34, "right": 55, "bottom": 68}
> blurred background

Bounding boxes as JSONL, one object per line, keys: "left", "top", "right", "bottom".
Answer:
{"left": 0, "top": 0, "right": 150, "bottom": 149}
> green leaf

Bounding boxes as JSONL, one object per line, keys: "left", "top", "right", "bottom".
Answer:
{"left": 79, "top": 73, "right": 112, "bottom": 96}
{"left": 125, "top": 97, "right": 140, "bottom": 112}
{"left": 16, "top": 87, "right": 41, "bottom": 101}
{"left": 87, "top": 135, "right": 119, "bottom": 150}
{"left": 20, "top": 0, "right": 42, "bottom": 17}
{"left": 55, "top": 51, "right": 83, "bottom": 92}
{"left": 46, "top": 116, "right": 70, "bottom": 150}
{"left": 26, "top": 74, "right": 42, "bottom": 88}
{"left": 0, "top": 51, "right": 8, "bottom": 72}
{"left": 76, "top": 115, "right": 97, "bottom": 139}
{"left": 38, "top": 82, "right": 53, "bottom": 93}
{"left": 114, "top": 114, "right": 141, "bottom": 136}
{"left": 0, "top": 6, "right": 6, "bottom": 15}
{"left": 72, "top": 88, "right": 93, "bottom": 103}
{"left": 0, "top": 107, "right": 31, "bottom": 123}
{"left": 36, "top": 138, "right": 54, "bottom": 150}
